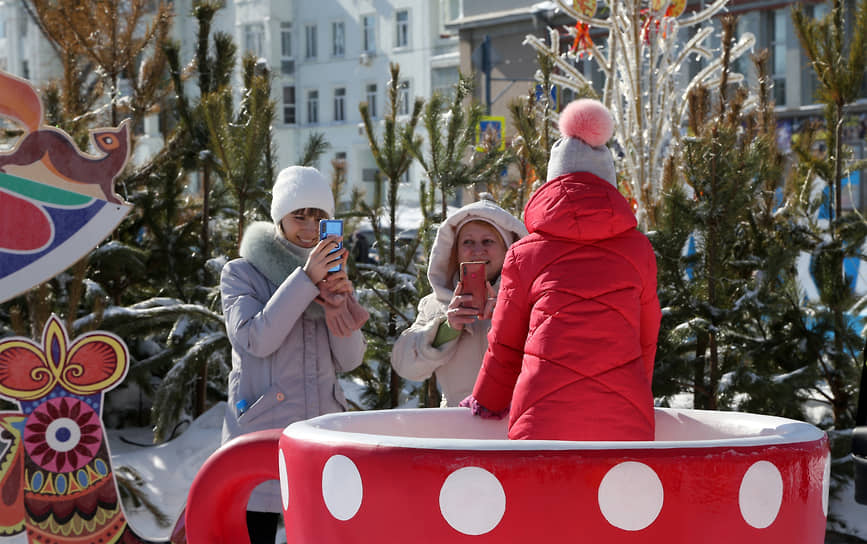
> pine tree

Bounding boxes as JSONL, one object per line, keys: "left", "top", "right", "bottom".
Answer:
{"left": 410, "top": 72, "right": 509, "bottom": 221}
{"left": 788, "top": 0, "right": 867, "bottom": 429}
{"left": 27, "top": 0, "right": 173, "bottom": 139}
{"left": 506, "top": 52, "right": 564, "bottom": 218}
{"left": 201, "top": 54, "right": 276, "bottom": 249}
{"left": 354, "top": 63, "right": 423, "bottom": 408}
{"left": 652, "top": 16, "right": 803, "bottom": 412}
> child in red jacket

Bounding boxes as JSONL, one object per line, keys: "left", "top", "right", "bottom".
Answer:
{"left": 461, "top": 99, "right": 661, "bottom": 441}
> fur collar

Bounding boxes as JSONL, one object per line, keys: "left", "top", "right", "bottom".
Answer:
{"left": 240, "top": 221, "right": 323, "bottom": 318}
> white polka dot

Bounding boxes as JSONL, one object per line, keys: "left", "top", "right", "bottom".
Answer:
{"left": 439, "top": 467, "right": 506, "bottom": 535}
{"left": 739, "top": 460, "right": 783, "bottom": 529}
{"left": 322, "top": 455, "right": 363, "bottom": 521}
{"left": 822, "top": 453, "right": 831, "bottom": 517}
{"left": 278, "top": 450, "right": 289, "bottom": 511}
{"left": 598, "top": 461, "right": 663, "bottom": 531}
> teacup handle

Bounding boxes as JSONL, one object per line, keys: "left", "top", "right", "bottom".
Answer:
{"left": 185, "top": 428, "right": 283, "bottom": 544}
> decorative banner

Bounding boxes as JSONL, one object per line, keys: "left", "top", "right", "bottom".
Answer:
{"left": 573, "top": 0, "right": 597, "bottom": 15}
{"left": 0, "top": 70, "right": 131, "bottom": 304}
{"left": 666, "top": 0, "right": 687, "bottom": 17}
{"left": 651, "top": 0, "right": 687, "bottom": 17}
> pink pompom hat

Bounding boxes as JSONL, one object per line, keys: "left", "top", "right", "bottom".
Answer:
{"left": 546, "top": 98, "right": 617, "bottom": 186}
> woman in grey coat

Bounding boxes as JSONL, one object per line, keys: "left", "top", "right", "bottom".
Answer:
{"left": 220, "top": 165, "right": 367, "bottom": 544}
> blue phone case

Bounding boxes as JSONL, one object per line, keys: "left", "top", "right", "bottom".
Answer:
{"left": 319, "top": 220, "right": 343, "bottom": 273}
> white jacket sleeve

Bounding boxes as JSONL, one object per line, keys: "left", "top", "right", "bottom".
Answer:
{"left": 391, "top": 295, "right": 460, "bottom": 381}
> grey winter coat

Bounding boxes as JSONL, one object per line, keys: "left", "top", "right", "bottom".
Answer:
{"left": 390, "top": 199, "right": 527, "bottom": 406}
{"left": 220, "top": 222, "right": 365, "bottom": 513}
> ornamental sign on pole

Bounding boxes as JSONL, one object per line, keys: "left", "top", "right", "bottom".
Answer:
{"left": 476, "top": 116, "right": 506, "bottom": 152}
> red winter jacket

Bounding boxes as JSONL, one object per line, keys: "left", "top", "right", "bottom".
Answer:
{"left": 472, "top": 172, "right": 661, "bottom": 441}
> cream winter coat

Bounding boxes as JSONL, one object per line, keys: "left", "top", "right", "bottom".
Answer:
{"left": 220, "top": 222, "right": 365, "bottom": 513}
{"left": 391, "top": 199, "right": 527, "bottom": 406}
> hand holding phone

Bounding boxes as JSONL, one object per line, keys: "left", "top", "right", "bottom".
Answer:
{"left": 459, "top": 261, "right": 487, "bottom": 317}
{"left": 319, "top": 219, "right": 344, "bottom": 273}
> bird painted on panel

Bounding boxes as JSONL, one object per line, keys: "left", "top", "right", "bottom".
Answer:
{"left": 0, "top": 70, "right": 129, "bottom": 204}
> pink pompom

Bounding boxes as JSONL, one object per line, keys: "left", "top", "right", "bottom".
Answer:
{"left": 557, "top": 99, "right": 614, "bottom": 148}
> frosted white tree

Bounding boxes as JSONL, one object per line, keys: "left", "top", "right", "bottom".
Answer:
{"left": 525, "top": 0, "right": 755, "bottom": 228}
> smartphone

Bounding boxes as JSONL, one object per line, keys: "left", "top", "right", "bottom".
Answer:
{"left": 459, "top": 261, "right": 487, "bottom": 316}
{"left": 319, "top": 219, "right": 344, "bottom": 273}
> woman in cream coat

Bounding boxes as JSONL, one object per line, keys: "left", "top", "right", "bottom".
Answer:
{"left": 391, "top": 196, "right": 527, "bottom": 406}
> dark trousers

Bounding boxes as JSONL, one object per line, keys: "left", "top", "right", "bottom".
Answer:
{"left": 246, "top": 510, "right": 280, "bottom": 544}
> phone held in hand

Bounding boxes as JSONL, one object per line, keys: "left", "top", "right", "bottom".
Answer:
{"left": 319, "top": 219, "right": 344, "bottom": 273}
{"left": 459, "top": 261, "right": 486, "bottom": 316}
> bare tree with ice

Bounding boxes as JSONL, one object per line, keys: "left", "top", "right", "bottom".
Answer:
{"left": 525, "top": 0, "right": 755, "bottom": 228}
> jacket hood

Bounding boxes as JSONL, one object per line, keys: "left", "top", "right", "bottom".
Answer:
{"left": 428, "top": 199, "right": 528, "bottom": 304}
{"left": 524, "top": 172, "right": 637, "bottom": 242}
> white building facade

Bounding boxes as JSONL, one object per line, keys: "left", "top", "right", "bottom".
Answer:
{"left": 221, "top": 0, "right": 462, "bottom": 208}
{"left": 0, "top": 1, "right": 60, "bottom": 83}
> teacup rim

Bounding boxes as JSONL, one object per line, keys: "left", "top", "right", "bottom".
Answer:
{"left": 281, "top": 407, "right": 826, "bottom": 451}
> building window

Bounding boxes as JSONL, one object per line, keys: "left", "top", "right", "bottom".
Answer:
{"left": 305, "top": 24, "right": 318, "bottom": 59}
{"left": 307, "top": 89, "right": 319, "bottom": 124}
{"left": 362, "top": 14, "right": 376, "bottom": 53}
{"left": 432, "top": 67, "right": 459, "bottom": 100}
{"left": 21, "top": 60, "right": 29, "bottom": 80}
{"left": 395, "top": 9, "right": 409, "bottom": 48}
{"left": 334, "top": 87, "right": 346, "bottom": 122}
{"left": 768, "top": 9, "right": 786, "bottom": 106}
{"left": 280, "top": 22, "right": 294, "bottom": 75}
{"left": 332, "top": 21, "right": 345, "bottom": 57}
{"left": 243, "top": 23, "right": 264, "bottom": 57}
{"left": 362, "top": 168, "right": 380, "bottom": 183}
{"left": 366, "top": 84, "right": 377, "bottom": 118}
{"left": 398, "top": 80, "right": 411, "bottom": 116}
{"left": 446, "top": 0, "right": 461, "bottom": 21}
{"left": 283, "top": 86, "right": 296, "bottom": 124}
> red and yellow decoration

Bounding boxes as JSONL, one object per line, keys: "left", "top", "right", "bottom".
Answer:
{"left": 0, "top": 315, "right": 168, "bottom": 543}
{"left": 571, "top": 0, "right": 597, "bottom": 56}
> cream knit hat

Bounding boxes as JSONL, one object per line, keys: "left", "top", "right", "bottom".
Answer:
{"left": 270, "top": 166, "right": 335, "bottom": 224}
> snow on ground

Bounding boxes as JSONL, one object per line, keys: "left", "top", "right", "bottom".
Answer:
{"left": 109, "top": 402, "right": 224, "bottom": 541}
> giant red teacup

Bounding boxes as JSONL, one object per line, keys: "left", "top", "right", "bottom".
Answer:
{"left": 185, "top": 407, "right": 829, "bottom": 543}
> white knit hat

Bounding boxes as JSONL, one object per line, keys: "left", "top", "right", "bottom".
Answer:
{"left": 270, "top": 166, "right": 335, "bottom": 224}
{"left": 546, "top": 99, "right": 617, "bottom": 186}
